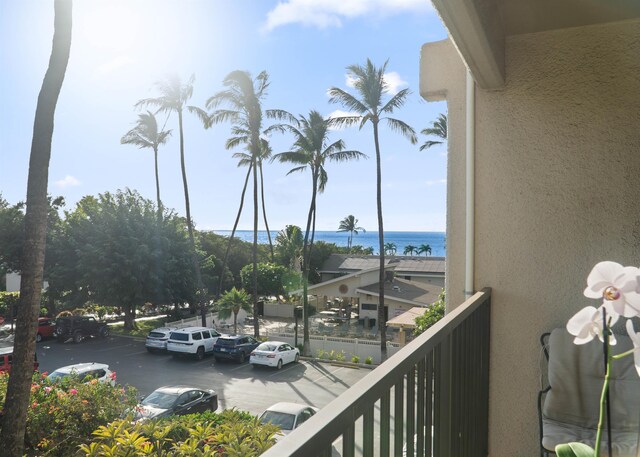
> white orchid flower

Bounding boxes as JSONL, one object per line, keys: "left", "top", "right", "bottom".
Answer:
{"left": 584, "top": 261, "right": 640, "bottom": 318}
{"left": 625, "top": 320, "right": 640, "bottom": 377}
{"left": 566, "top": 303, "right": 618, "bottom": 345}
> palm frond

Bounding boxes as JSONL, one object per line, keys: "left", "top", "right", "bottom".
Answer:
{"left": 187, "top": 105, "right": 211, "bottom": 128}
{"left": 286, "top": 165, "right": 308, "bottom": 175}
{"left": 328, "top": 150, "right": 367, "bottom": 162}
{"left": 327, "top": 87, "right": 369, "bottom": 114}
{"left": 419, "top": 140, "right": 443, "bottom": 151}
{"left": 266, "top": 109, "right": 298, "bottom": 125}
{"left": 226, "top": 136, "right": 248, "bottom": 150}
{"left": 384, "top": 117, "right": 418, "bottom": 144}
{"left": 272, "top": 151, "right": 309, "bottom": 165}
{"left": 209, "top": 109, "right": 240, "bottom": 125}
{"left": 329, "top": 115, "right": 363, "bottom": 129}
{"left": 317, "top": 168, "right": 329, "bottom": 193}
{"left": 380, "top": 88, "right": 411, "bottom": 114}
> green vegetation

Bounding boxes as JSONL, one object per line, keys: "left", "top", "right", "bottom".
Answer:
{"left": 316, "top": 350, "right": 346, "bottom": 362}
{"left": 364, "top": 357, "right": 373, "bottom": 365}
{"left": 239, "top": 262, "right": 289, "bottom": 298}
{"left": 337, "top": 215, "right": 366, "bottom": 252}
{"left": 217, "top": 287, "right": 252, "bottom": 334}
{"left": 414, "top": 289, "right": 446, "bottom": 336}
{"left": 109, "top": 317, "right": 167, "bottom": 338}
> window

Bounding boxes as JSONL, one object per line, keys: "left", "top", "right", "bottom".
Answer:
{"left": 170, "top": 332, "right": 189, "bottom": 341}
{"left": 192, "top": 332, "right": 202, "bottom": 341}
{"left": 361, "top": 303, "right": 377, "bottom": 311}
{"left": 201, "top": 330, "right": 211, "bottom": 339}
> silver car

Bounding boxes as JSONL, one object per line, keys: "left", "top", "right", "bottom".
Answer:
{"left": 145, "top": 327, "right": 177, "bottom": 353}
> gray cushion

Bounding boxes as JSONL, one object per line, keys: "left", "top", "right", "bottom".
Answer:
{"left": 542, "top": 328, "right": 640, "bottom": 456}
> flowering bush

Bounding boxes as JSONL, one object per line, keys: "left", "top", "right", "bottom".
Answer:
{"left": 559, "top": 261, "right": 640, "bottom": 457}
{"left": 0, "top": 371, "right": 138, "bottom": 456}
{"left": 79, "top": 409, "right": 279, "bottom": 456}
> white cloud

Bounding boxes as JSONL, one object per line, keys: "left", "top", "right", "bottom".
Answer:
{"left": 342, "top": 71, "right": 407, "bottom": 95}
{"left": 54, "top": 175, "right": 81, "bottom": 188}
{"left": 263, "top": 0, "right": 431, "bottom": 31}
{"left": 425, "top": 179, "right": 447, "bottom": 186}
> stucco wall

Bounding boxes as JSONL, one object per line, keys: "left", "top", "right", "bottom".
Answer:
{"left": 421, "top": 20, "right": 640, "bottom": 457}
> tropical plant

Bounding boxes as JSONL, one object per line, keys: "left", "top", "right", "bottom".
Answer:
{"left": 207, "top": 70, "right": 281, "bottom": 336}
{"left": 414, "top": 289, "right": 446, "bottom": 336}
{"left": 420, "top": 113, "right": 447, "bottom": 151}
{"left": 136, "top": 74, "right": 209, "bottom": 325}
{"left": 239, "top": 262, "right": 289, "bottom": 298}
{"left": 0, "top": 1, "right": 72, "bottom": 453}
{"left": 418, "top": 243, "right": 432, "bottom": 256}
{"left": 329, "top": 59, "right": 417, "bottom": 361}
{"left": 272, "top": 110, "right": 365, "bottom": 355}
{"left": 403, "top": 244, "right": 417, "bottom": 256}
{"left": 275, "top": 225, "right": 304, "bottom": 272}
{"left": 384, "top": 242, "right": 397, "bottom": 256}
{"left": 217, "top": 287, "right": 252, "bottom": 334}
{"left": 120, "top": 110, "right": 171, "bottom": 218}
{"left": 337, "top": 215, "right": 366, "bottom": 251}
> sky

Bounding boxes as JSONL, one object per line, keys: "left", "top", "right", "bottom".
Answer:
{"left": 0, "top": 0, "right": 448, "bottom": 232}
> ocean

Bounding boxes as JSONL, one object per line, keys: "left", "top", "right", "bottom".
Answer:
{"left": 213, "top": 230, "right": 446, "bottom": 257}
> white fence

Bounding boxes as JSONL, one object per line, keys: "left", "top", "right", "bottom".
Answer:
{"left": 264, "top": 303, "right": 294, "bottom": 318}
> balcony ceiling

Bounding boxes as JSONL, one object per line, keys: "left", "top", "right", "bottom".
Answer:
{"left": 430, "top": 0, "right": 640, "bottom": 89}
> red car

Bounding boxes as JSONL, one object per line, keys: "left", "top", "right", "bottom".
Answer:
{"left": 0, "top": 346, "right": 39, "bottom": 374}
{"left": 36, "top": 317, "right": 56, "bottom": 342}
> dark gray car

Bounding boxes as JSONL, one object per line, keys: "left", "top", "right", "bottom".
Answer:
{"left": 134, "top": 385, "right": 218, "bottom": 421}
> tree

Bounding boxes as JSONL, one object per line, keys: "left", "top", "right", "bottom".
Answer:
{"left": 216, "top": 287, "right": 252, "bottom": 335}
{"left": 403, "top": 244, "right": 417, "bottom": 256}
{"left": 0, "top": 196, "right": 25, "bottom": 275}
{"left": 420, "top": 113, "right": 447, "bottom": 151}
{"left": 384, "top": 242, "right": 397, "bottom": 256}
{"left": 418, "top": 243, "right": 432, "bottom": 256}
{"left": 337, "top": 215, "right": 366, "bottom": 251}
{"left": 272, "top": 110, "right": 365, "bottom": 356}
{"left": 329, "top": 59, "right": 417, "bottom": 361}
{"left": 120, "top": 110, "right": 172, "bottom": 218}
{"left": 414, "top": 289, "right": 445, "bottom": 335}
{"left": 207, "top": 70, "right": 279, "bottom": 337}
{"left": 136, "top": 74, "right": 209, "bottom": 326}
{"left": 275, "top": 225, "right": 303, "bottom": 272}
{"left": 239, "top": 262, "right": 288, "bottom": 298}
{"left": 1, "top": 0, "right": 72, "bottom": 453}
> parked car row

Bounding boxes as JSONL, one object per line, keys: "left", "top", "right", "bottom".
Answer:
{"left": 145, "top": 326, "right": 300, "bottom": 370}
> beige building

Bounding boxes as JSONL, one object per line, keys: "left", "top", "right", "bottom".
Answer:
{"left": 421, "top": 2, "right": 640, "bottom": 456}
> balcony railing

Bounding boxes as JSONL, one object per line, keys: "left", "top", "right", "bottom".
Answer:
{"left": 261, "top": 288, "right": 491, "bottom": 457}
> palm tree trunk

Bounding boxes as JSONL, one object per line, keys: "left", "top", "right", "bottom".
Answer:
{"left": 373, "top": 121, "right": 387, "bottom": 362}
{"left": 252, "top": 157, "right": 260, "bottom": 338}
{"left": 177, "top": 110, "right": 206, "bottom": 326}
{"left": 217, "top": 164, "right": 252, "bottom": 298}
{"left": 0, "top": 1, "right": 72, "bottom": 454}
{"left": 258, "top": 162, "right": 274, "bottom": 262}
{"left": 301, "top": 172, "right": 318, "bottom": 357}
{"left": 153, "top": 145, "right": 162, "bottom": 220}
{"left": 349, "top": 230, "right": 353, "bottom": 251}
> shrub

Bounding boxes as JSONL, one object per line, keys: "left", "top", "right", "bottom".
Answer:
{"left": 364, "top": 356, "right": 373, "bottom": 365}
{"left": 414, "top": 289, "right": 446, "bottom": 336}
{"left": 351, "top": 355, "right": 360, "bottom": 364}
{"left": 79, "top": 409, "right": 279, "bottom": 457}
{"left": 0, "top": 372, "right": 137, "bottom": 456}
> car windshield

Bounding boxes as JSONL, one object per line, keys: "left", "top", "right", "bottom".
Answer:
{"left": 148, "top": 332, "right": 166, "bottom": 338}
{"left": 47, "top": 371, "right": 68, "bottom": 382}
{"left": 141, "top": 391, "right": 178, "bottom": 409}
{"left": 170, "top": 333, "right": 189, "bottom": 341}
{"left": 260, "top": 411, "right": 296, "bottom": 430}
{"left": 216, "top": 338, "right": 236, "bottom": 347}
{"left": 256, "top": 343, "right": 278, "bottom": 352}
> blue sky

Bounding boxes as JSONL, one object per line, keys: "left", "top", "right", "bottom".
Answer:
{"left": 0, "top": 0, "right": 448, "bottom": 232}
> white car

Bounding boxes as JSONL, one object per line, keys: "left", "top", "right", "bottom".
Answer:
{"left": 259, "top": 402, "right": 318, "bottom": 436}
{"left": 48, "top": 362, "right": 115, "bottom": 385}
{"left": 166, "top": 327, "right": 221, "bottom": 360}
{"left": 145, "top": 326, "right": 177, "bottom": 353}
{"left": 250, "top": 341, "right": 299, "bottom": 369}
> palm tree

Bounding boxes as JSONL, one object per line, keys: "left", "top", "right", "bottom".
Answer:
{"left": 403, "top": 244, "right": 417, "bottom": 256}
{"left": 275, "top": 225, "right": 304, "bottom": 272}
{"left": 0, "top": 0, "right": 71, "bottom": 453}
{"left": 217, "top": 287, "right": 252, "bottom": 335}
{"left": 272, "top": 110, "right": 365, "bottom": 356}
{"left": 329, "top": 59, "right": 417, "bottom": 361}
{"left": 120, "top": 110, "right": 171, "bottom": 218}
{"left": 420, "top": 113, "right": 447, "bottom": 151}
{"left": 384, "top": 242, "right": 397, "bottom": 256}
{"left": 337, "top": 215, "right": 366, "bottom": 251}
{"left": 207, "top": 70, "right": 279, "bottom": 337}
{"left": 135, "top": 74, "right": 209, "bottom": 326}
{"left": 418, "top": 243, "right": 432, "bottom": 256}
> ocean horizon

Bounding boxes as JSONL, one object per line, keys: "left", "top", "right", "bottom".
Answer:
{"left": 212, "top": 230, "right": 446, "bottom": 257}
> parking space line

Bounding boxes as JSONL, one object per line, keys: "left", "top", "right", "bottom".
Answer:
{"left": 267, "top": 363, "right": 300, "bottom": 378}
{"left": 307, "top": 366, "right": 345, "bottom": 384}
{"left": 228, "top": 363, "right": 251, "bottom": 372}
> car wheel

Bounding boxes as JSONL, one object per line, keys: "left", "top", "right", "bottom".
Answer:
{"left": 277, "top": 358, "right": 283, "bottom": 370}
{"left": 294, "top": 353, "right": 300, "bottom": 363}
{"left": 99, "top": 326, "right": 109, "bottom": 338}
{"left": 72, "top": 331, "right": 83, "bottom": 344}
{"left": 36, "top": 333, "right": 42, "bottom": 343}
{"left": 238, "top": 352, "right": 245, "bottom": 363}
{"left": 196, "top": 347, "right": 205, "bottom": 360}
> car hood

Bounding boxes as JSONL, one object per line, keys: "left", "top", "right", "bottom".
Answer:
{"left": 133, "top": 404, "right": 170, "bottom": 420}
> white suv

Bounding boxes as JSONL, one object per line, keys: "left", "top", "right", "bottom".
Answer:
{"left": 145, "top": 327, "right": 177, "bottom": 353}
{"left": 166, "top": 327, "right": 221, "bottom": 360}
{"left": 48, "top": 362, "right": 115, "bottom": 385}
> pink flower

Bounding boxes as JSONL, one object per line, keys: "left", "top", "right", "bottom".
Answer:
{"left": 69, "top": 388, "right": 77, "bottom": 395}
{"left": 44, "top": 387, "right": 52, "bottom": 393}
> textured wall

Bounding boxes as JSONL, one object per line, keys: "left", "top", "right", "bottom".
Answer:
{"left": 421, "top": 20, "right": 640, "bottom": 456}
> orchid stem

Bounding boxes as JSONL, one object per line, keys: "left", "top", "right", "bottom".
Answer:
{"left": 612, "top": 348, "right": 635, "bottom": 360}
{"left": 594, "top": 331, "right": 613, "bottom": 457}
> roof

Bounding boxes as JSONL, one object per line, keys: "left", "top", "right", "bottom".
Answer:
{"left": 319, "top": 254, "right": 444, "bottom": 275}
{"left": 155, "top": 385, "right": 206, "bottom": 395}
{"left": 264, "top": 402, "right": 317, "bottom": 415}
{"left": 357, "top": 278, "right": 441, "bottom": 306}
{"left": 52, "top": 362, "right": 109, "bottom": 373}
{"left": 386, "top": 307, "right": 429, "bottom": 328}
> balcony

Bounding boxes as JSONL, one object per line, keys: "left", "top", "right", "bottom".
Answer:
{"left": 261, "top": 288, "right": 491, "bottom": 457}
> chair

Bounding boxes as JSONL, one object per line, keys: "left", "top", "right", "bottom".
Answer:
{"left": 539, "top": 328, "right": 640, "bottom": 457}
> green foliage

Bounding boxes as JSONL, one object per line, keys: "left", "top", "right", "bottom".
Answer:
{"left": 239, "top": 262, "right": 289, "bottom": 296}
{"left": 351, "top": 355, "right": 360, "bottom": 363}
{"left": 364, "top": 357, "right": 373, "bottom": 365}
{"left": 110, "top": 317, "right": 167, "bottom": 338}
{"left": 555, "top": 443, "right": 595, "bottom": 457}
{"left": 78, "top": 409, "right": 279, "bottom": 457}
{"left": 0, "top": 371, "right": 137, "bottom": 456}
{"left": 316, "top": 350, "right": 346, "bottom": 361}
{"left": 0, "top": 292, "right": 19, "bottom": 318}
{"left": 414, "top": 289, "right": 446, "bottom": 336}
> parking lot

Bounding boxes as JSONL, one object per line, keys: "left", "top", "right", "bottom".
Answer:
{"left": 36, "top": 334, "right": 372, "bottom": 417}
